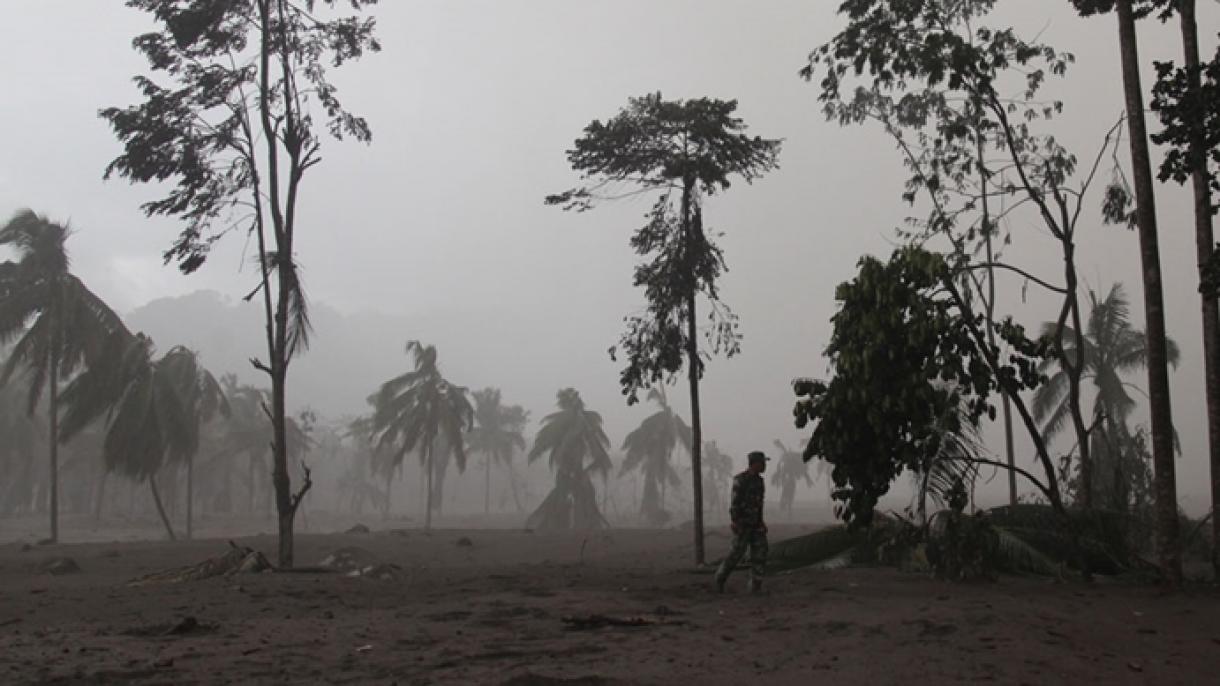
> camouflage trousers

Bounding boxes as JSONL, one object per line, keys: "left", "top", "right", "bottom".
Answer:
{"left": 715, "top": 528, "right": 768, "bottom": 586}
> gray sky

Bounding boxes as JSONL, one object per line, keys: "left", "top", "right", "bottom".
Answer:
{"left": 2, "top": 1, "right": 1218, "bottom": 513}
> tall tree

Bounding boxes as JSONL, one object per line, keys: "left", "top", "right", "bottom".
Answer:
{"left": 1150, "top": 0, "right": 1220, "bottom": 578}
{"left": 793, "top": 248, "right": 1058, "bottom": 527}
{"left": 547, "top": 93, "right": 780, "bottom": 564}
{"left": 370, "top": 341, "right": 473, "bottom": 530}
{"left": 527, "top": 388, "right": 612, "bottom": 530}
{"left": 0, "top": 210, "right": 128, "bottom": 543}
{"left": 466, "top": 388, "right": 529, "bottom": 516}
{"left": 805, "top": 0, "right": 1126, "bottom": 511}
{"left": 1067, "top": 0, "right": 1182, "bottom": 583}
{"left": 101, "top": 0, "right": 379, "bottom": 568}
{"left": 620, "top": 387, "right": 691, "bottom": 525}
{"left": 1034, "top": 284, "right": 1179, "bottom": 508}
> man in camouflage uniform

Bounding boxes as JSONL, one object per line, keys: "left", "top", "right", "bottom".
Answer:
{"left": 715, "top": 450, "right": 769, "bottom": 594}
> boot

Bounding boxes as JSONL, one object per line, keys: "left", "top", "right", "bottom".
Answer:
{"left": 748, "top": 577, "right": 763, "bottom": 594}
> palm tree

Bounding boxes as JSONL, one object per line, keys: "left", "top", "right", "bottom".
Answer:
{"left": 213, "top": 376, "right": 275, "bottom": 516}
{"left": 527, "top": 388, "right": 612, "bottom": 530}
{"left": 337, "top": 416, "right": 385, "bottom": 516}
{"left": 59, "top": 334, "right": 227, "bottom": 540}
{"left": 370, "top": 341, "right": 473, "bottom": 530}
{"left": 701, "top": 440, "right": 733, "bottom": 519}
{"left": 620, "top": 387, "right": 690, "bottom": 525}
{"left": 1034, "top": 284, "right": 1180, "bottom": 510}
{"left": 910, "top": 399, "right": 984, "bottom": 527}
{"left": 164, "top": 349, "right": 228, "bottom": 539}
{"left": 0, "top": 210, "right": 127, "bottom": 542}
{"left": 467, "top": 388, "right": 529, "bottom": 516}
{"left": 770, "top": 440, "right": 813, "bottom": 520}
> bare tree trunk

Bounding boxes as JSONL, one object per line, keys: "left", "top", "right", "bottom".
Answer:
{"left": 1061, "top": 239, "right": 1093, "bottom": 508}
{"left": 1116, "top": 0, "right": 1181, "bottom": 584}
{"left": 186, "top": 454, "right": 194, "bottom": 540}
{"left": 149, "top": 475, "right": 176, "bottom": 541}
{"left": 425, "top": 441, "right": 434, "bottom": 530}
{"left": 383, "top": 471, "right": 392, "bottom": 520}
{"left": 93, "top": 470, "right": 107, "bottom": 520}
{"left": 485, "top": 455, "right": 491, "bottom": 516}
{"left": 508, "top": 466, "right": 525, "bottom": 514}
{"left": 248, "top": 454, "right": 256, "bottom": 514}
{"left": 681, "top": 179, "right": 706, "bottom": 566}
{"left": 978, "top": 134, "right": 1019, "bottom": 507}
{"left": 1176, "top": 0, "right": 1220, "bottom": 580}
{"left": 48, "top": 347, "right": 59, "bottom": 544}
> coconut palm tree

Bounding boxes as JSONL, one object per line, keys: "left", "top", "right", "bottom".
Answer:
{"left": 0, "top": 210, "right": 128, "bottom": 542}
{"left": 370, "top": 341, "right": 473, "bottom": 530}
{"left": 910, "top": 399, "right": 984, "bottom": 527}
{"left": 213, "top": 376, "right": 274, "bottom": 515}
{"left": 336, "top": 416, "right": 386, "bottom": 516}
{"left": 701, "top": 440, "right": 734, "bottom": 519}
{"left": 620, "top": 387, "right": 690, "bottom": 525}
{"left": 527, "top": 388, "right": 612, "bottom": 530}
{"left": 59, "top": 335, "right": 227, "bottom": 540}
{"left": 1034, "top": 284, "right": 1180, "bottom": 509}
{"left": 467, "top": 388, "right": 529, "bottom": 516}
{"left": 770, "top": 440, "right": 813, "bottom": 520}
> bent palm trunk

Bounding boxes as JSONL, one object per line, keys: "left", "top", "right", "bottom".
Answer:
{"left": 149, "top": 474, "right": 176, "bottom": 541}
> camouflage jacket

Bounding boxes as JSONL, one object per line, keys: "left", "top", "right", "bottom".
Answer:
{"left": 729, "top": 471, "right": 765, "bottom": 529}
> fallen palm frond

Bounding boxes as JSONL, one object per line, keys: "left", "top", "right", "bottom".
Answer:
{"left": 993, "top": 527, "right": 1061, "bottom": 576}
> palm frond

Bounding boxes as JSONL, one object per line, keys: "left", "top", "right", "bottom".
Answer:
{"left": 994, "top": 526, "right": 1061, "bottom": 576}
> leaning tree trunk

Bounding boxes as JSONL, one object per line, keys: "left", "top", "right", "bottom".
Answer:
{"left": 148, "top": 474, "right": 177, "bottom": 541}
{"left": 1060, "top": 238, "right": 1094, "bottom": 508}
{"left": 48, "top": 346, "right": 60, "bottom": 544}
{"left": 383, "top": 471, "right": 392, "bottom": 520}
{"left": 507, "top": 465, "right": 525, "bottom": 514}
{"left": 93, "top": 470, "right": 108, "bottom": 520}
{"left": 485, "top": 455, "right": 492, "bottom": 516}
{"left": 424, "top": 441, "right": 434, "bottom": 530}
{"left": 1116, "top": 0, "right": 1181, "bottom": 584}
{"left": 1177, "top": 0, "right": 1220, "bottom": 580}
{"left": 186, "top": 454, "right": 194, "bottom": 540}
{"left": 681, "top": 179, "right": 707, "bottom": 566}
{"left": 248, "top": 453, "right": 257, "bottom": 514}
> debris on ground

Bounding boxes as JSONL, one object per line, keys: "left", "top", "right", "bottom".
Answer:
{"left": 346, "top": 563, "right": 407, "bottom": 581}
{"left": 128, "top": 542, "right": 272, "bottom": 585}
{"left": 318, "top": 546, "right": 379, "bottom": 572}
{"left": 121, "top": 616, "right": 216, "bottom": 637}
{"left": 345, "top": 523, "right": 371, "bottom": 534}
{"left": 165, "top": 616, "right": 204, "bottom": 635}
{"left": 561, "top": 613, "right": 686, "bottom": 630}
{"left": 456, "top": 536, "right": 474, "bottom": 547}
{"left": 41, "top": 557, "right": 81, "bottom": 575}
